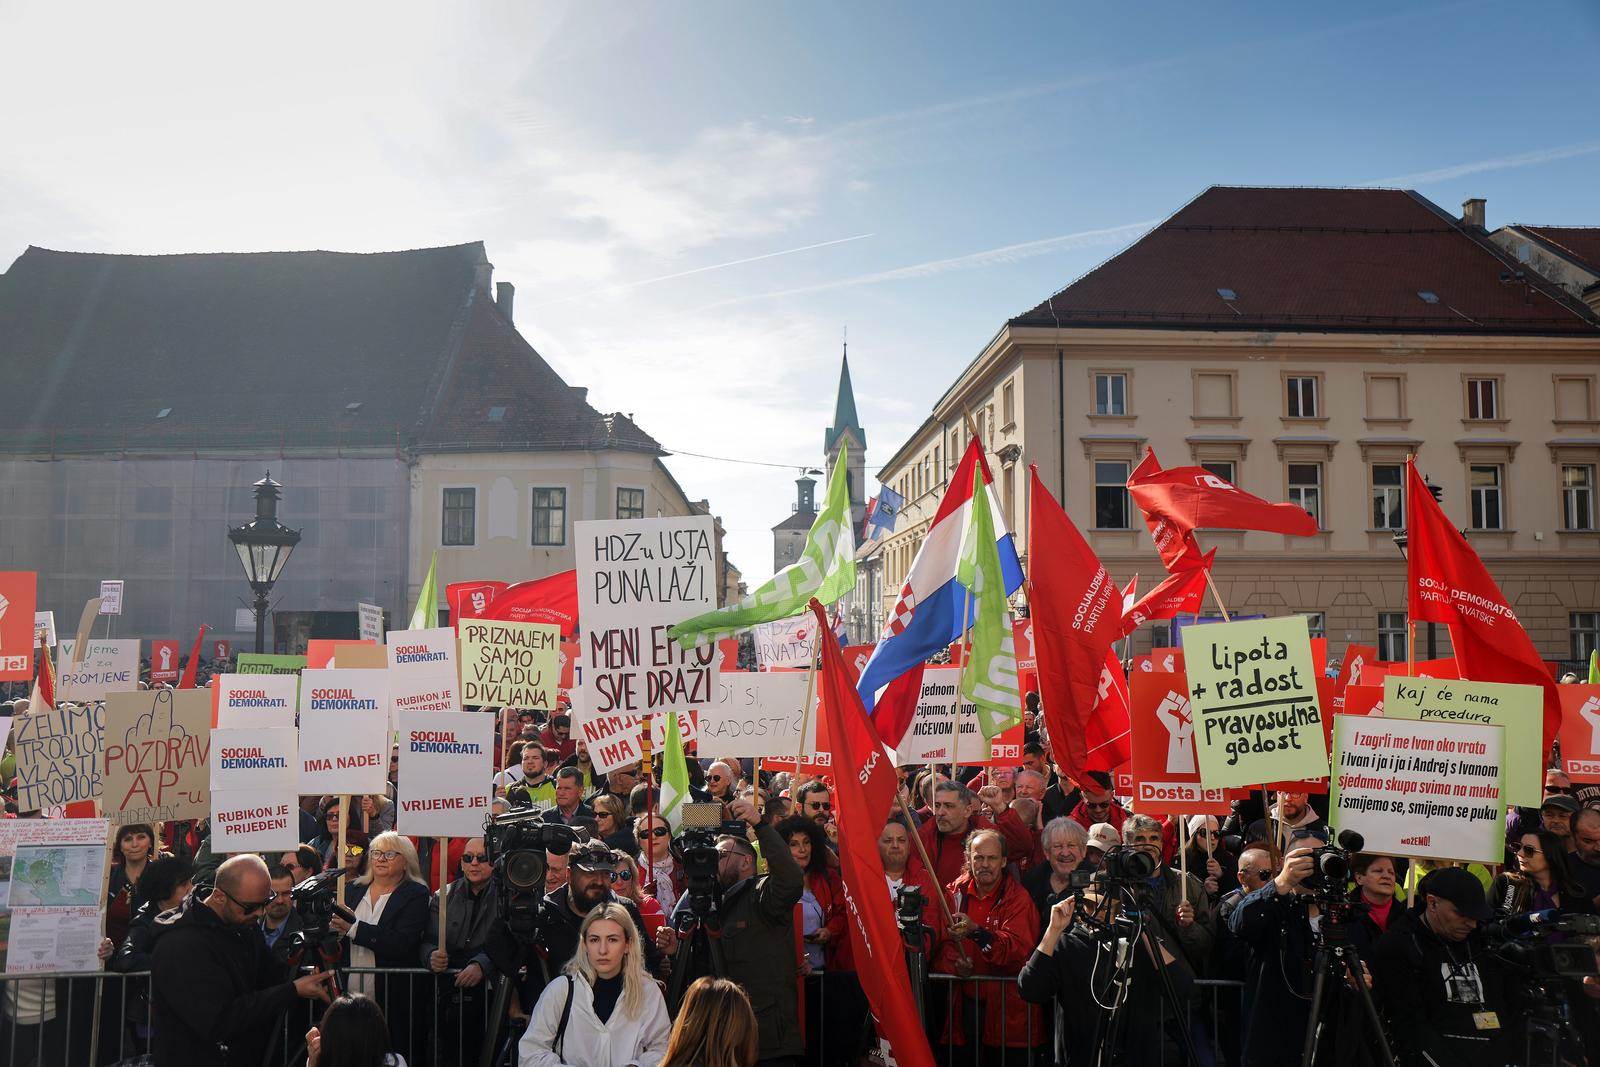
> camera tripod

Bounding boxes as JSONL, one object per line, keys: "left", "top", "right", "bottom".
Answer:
{"left": 666, "top": 902, "right": 729, "bottom": 1010}
{"left": 1298, "top": 905, "right": 1395, "bottom": 1067}
{"left": 1084, "top": 890, "right": 1206, "bottom": 1067}
{"left": 894, "top": 886, "right": 933, "bottom": 1027}
{"left": 479, "top": 942, "right": 551, "bottom": 1067}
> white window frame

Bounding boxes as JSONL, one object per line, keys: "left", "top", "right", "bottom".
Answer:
{"left": 1093, "top": 460, "right": 1131, "bottom": 530}
{"left": 1287, "top": 376, "right": 1319, "bottom": 419}
{"left": 1377, "top": 612, "right": 1408, "bottom": 662}
{"left": 1371, "top": 463, "right": 1404, "bottom": 531}
{"left": 1303, "top": 612, "right": 1326, "bottom": 641}
{"left": 1200, "top": 460, "right": 1236, "bottom": 487}
{"left": 1095, "top": 373, "right": 1128, "bottom": 416}
{"left": 1470, "top": 464, "right": 1504, "bottom": 530}
{"left": 1574, "top": 612, "right": 1600, "bottom": 664}
{"left": 1562, "top": 464, "right": 1596, "bottom": 531}
{"left": 1287, "top": 462, "right": 1323, "bottom": 528}
{"left": 1466, "top": 377, "right": 1500, "bottom": 421}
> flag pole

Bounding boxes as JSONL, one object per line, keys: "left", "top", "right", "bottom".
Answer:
{"left": 1178, "top": 816, "right": 1189, "bottom": 906}
{"left": 437, "top": 837, "right": 448, "bottom": 955}
{"left": 951, "top": 586, "right": 974, "bottom": 782}
{"left": 642, "top": 715, "right": 659, "bottom": 893}
{"left": 1404, "top": 454, "right": 1416, "bottom": 677}
{"left": 795, "top": 630, "right": 822, "bottom": 773}
{"left": 1203, "top": 570, "right": 1231, "bottom": 624}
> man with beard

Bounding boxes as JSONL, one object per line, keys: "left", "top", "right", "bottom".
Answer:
{"left": 538, "top": 842, "right": 663, "bottom": 978}
{"left": 916, "top": 781, "right": 1033, "bottom": 889}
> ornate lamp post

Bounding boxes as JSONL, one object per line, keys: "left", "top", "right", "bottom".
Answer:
{"left": 227, "top": 472, "right": 301, "bottom": 653}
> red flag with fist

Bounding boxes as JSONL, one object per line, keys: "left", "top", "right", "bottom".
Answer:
{"left": 1128, "top": 449, "right": 1317, "bottom": 570}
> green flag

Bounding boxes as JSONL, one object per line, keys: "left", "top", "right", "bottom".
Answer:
{"left": 669, "top": 447, "right": 856, "bottom": 646}
{"left": 1590, "top": 648, "right": 1598, "bottom": 684}
{"left": 658, "top": 711, "right": 690, "bottom": 832}
{"left": 958, "top": 474, "right": 1021, "bottom": 741}
{"left": 409, "top": 550, "right": 439, "bottom": 630}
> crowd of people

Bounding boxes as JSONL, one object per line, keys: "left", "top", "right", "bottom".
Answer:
{"left": 4, "top": 663, "right": 1600, "bottom": 1067}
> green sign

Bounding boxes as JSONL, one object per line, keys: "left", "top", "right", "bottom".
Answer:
{"left": 1381, "top": 675, "right": 1543, "bottom": 808}
{"left": 235, "top": 654, "right": 306, "bottom": 675}
{"left": 1184, "top": 615, "right": 1327, "bottom": 789}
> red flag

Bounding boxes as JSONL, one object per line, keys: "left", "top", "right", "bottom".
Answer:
{"left": 178, "top": 625, "right": 207, "bottom": 689}
{"left": 1086, "top": 649, "right": 1133, "bottom": 772}
{"left": 1026, "top": 466, "right": 1123, "bottom": 783}
{"left": 479, "top": 571, "right": 578, "bottom": 634}
{"left": 1117, "top": 550, "right": 1215, "bottom": 638}
{"left": 1405, "top": 459, "right": 1560, "bottom": 754}
{"left": 446, "top": 580, "right": 510, "bottom": 630}
{"left": 1129, "top": 449, "right": 1316, "bottom": 568}
{"left": 806, "top": 599, "right": 936, "bottom": 1067}
{"left": 29, "top": 635, "right": 55, "bottom": 712}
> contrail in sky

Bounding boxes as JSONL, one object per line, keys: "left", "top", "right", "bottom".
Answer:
{"left": 1367, "top": 141, "right": 1600, "bottom": 186}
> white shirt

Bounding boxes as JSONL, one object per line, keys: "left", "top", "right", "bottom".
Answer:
{"left": 519, "top": 973, "right": 671, "bottom": 1067}
{"left": 641, "top": 854, "right": 677, "bottom": 916}
{"left": 349, "top": 888, "right": 393, "bottom": 997}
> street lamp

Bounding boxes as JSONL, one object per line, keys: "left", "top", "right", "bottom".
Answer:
{"left": 227, "top": 472, "right": 301, "bottom": 653}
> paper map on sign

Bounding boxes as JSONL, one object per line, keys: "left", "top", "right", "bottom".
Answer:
{"left": 8, "top": 844, "right": 104, "bottom": 906}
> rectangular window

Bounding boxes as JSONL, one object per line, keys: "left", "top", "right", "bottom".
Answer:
{"left": 1371, "top": 464, "right": 1404, "bottom": 530}
{"left": 1304, "top": 613, "right": 1326, "bottom": 640}
{"left": 1287, "top": 463, "right": 1322, "bottom": 527}
{"left": 532, "top": 488, "right": 567, "bottom": 546}
{"left": 1470, "top": 465, "right": 1504, "bottom": 529}
{"left": 1377, "top": 612, "right": 1408, "bottom": 662}
{"left": 1095, "top": 373, "right": 1127, "bottom": 416}
{"left": 617, "top": 488, "right": 645, "bottom": 519}
{"left": 442, "top": 487, "right": 476, "bottom": 546}
{"left": 933, "top": 445, "right": 942, "bottom": 483}
{"left": 1003, "top": 464, "right": 1015, "bottom": 523}
{"left": 1200, "top": 461, "right": 1236, "bottom": 487}
{"left": 1563, "top": 464, "right": 1596, "bottom": 531}
{"left": 1466, "top": 378, "right": 1499, "bottom": 420}
{"left": 1003, "top": 380, "right": 1016, "bottom": 427}
{"left": 1574, "top": 612, "right": 1600, "bottom": 663}
{"left": 1287, "top": 376, "right": 1319, "bottom": 418}
{"left": 1093, "top": 461, "right": 1130, "bottom": 529}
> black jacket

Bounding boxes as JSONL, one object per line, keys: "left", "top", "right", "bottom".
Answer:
{"left": 112, "top": 899, "right": 170, "bottom": 973}
{"left": 538, "top": 885, "right": 664, "bottom": 977}
{"left": 1371, "top": 915, "right": 1511, "bottom": 1067}
{"left": 149, "top": 888, "right": 297, "bottom": 1067}
{"left": 345, "top": 878, "right": 431, "bottom": 968}
{"left": 424, "top": 877, "right": 500, "bottom": 972}
{"left": 540, "top": 801, "right": 597, "bottom": 828}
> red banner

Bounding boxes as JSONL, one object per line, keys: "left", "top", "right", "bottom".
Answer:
{"left": 1128, "top": 669, "right": 1229, "bottom": 815}
{"left": 149, "top": 639, "right": 181, "bottom": 683}
{"left": 479, "top": 571, "right": 578, "bottom": 634}
{"left": 1129, "top": 448, "right": 1318, "bottom": 566}
{"left": 446, "top": 580, "right": 509, "bottom": 629}
{"left": 1559, "top": 686, "right": 1600, "bottom": 783}
{"left": 1118, "top": 552, "right": 1214, "bottom": 638}
{"left": 1133, "top": 647, "right": 1185, "bottom": 676}
{"left": 0, "top": 571, "right": 37, "bottom": 681}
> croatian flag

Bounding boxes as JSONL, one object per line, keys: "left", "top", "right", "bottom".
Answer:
{"left": 857, "top": 440, "right": 1023, "bottom": 745}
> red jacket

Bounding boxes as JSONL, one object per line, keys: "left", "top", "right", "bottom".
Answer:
{"left": 934, "top": 871, "right": 1041, "bottom": 1047}
{"left": 1068, "top": 799, "right": 1129, "bottom": 836}
{"left": 806, "top": 868, "right": 855, "bottom": 971}
{"left": 912, "top": 810, "right": 1036, "bottom": 889}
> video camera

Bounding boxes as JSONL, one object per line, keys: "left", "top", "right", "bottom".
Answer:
{"left": 1297, "top": 829, "right": 1365, "bottom": 899}
{"left": 482, "top": 809, "right": 587, "bottom": 942}
{"left": 1067, "top": 845, "right": 1158, "bottom": 894}
{"left": 1484, "top": 909, "right": 1600, "bottom": 981}
{"left": 289, "top": 868, "right": 354, "bottom": 941}
{"left": 673, "top": 802, "right": 746, "bottom": 925}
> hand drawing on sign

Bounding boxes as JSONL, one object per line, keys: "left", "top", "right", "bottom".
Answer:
{"left": 1154, "top": 690, "right": 1195, "bottom": 774}
{"left": 1347, "top": 654, "right": 1365, "bottom": 686}
{"left": 1581, "top": 696, "right": 1600, "bottom": 753}
{"left": 158, "top": 646, "right": 173, "bottom": 672}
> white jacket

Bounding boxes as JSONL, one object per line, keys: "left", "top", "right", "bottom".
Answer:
{"left": 518, "top": 973, "right": 671, "bottom": 1067}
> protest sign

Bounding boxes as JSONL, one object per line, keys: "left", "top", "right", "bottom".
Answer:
{"left": 893, "top": 666, "right": 1025, "bottom": 766}
{"left": 334, "top": 644, "right": 388, "bottom": 670}
{"left": 213, "top": 639, "right": 231, "bottom": 662}
{"left": 386, "top": 626, "right": 462, "bottom": 723}
{"left": 1183, "top": 616, "right": 1327, "bottom": 789}
{"left": 1133, "top": 648, "right": 1184, "bottom": 676}
{"left": 395, "top": 711, "right": 494, "bottom": 836}
{"left": 55, "top": 639, "right": 138, "bottom": 702}
{"left": 216, "top": 673, "right": 299, "bottom": 728}
{"left": 0, "top": 571, "right": 37, "bottom": 680}
{"left": 98, "top": 580, "right": 124, "bottom": 615}
{"left": 0, "top": 818, "right": 109, "bottom": 974}
{"left": 210, "top": 727, "right": 298, "bottom": 792}
{"left": 1559, "top": 685, "right": 1600, "bottom": 783}
{"left": 575, "top": 516, "right": 719, "bottom": 717}
{"left": 150, "top": 639, "right": 181, "bottom": 684}
{"left": 754, "top": 616, "right": 814, "bottom": 669}
{"left": 298, "top": 669, "right": 389, "bottom": 794}
{"left": 559, "top": 638, "right": 581, "bottom": 690}
{"left": 103, "top": 689, "right": 212, "bottom": 826}
{"left": 577, "top": 706, "right": 699, "bottom": 775}
{"left": 307, "top": 639, "right": 375, "bottom": 669}
{"left": 696, "top": 671, "right": 819, "bottom": 759}
{"left": 210, "top": 791, "right": 299, "bottom": 853}
{"left": 1129, "top": 670, "right": 1229, "bottom": 815}
{"left": 236, "top": 653, "right": 306, "bottom": 675}
{"left": 358, "top": 602, "right": 385, "bottom": 642}
{"left": 33, "top": 610, "right": 55, "bottom": 648}
{"left": 460, "top": 620, "right": 559, "bottom": 709}
{"left": 1330, "top": 715, "right": 1504, "bottom": 863}
{"left": 1345, "top": 684, "right": 1384, "bottom": 718}
{"left": 1382, "top": 675, "right": 1543, "bottom": 807}
{"left": 13, "top": 701, "right": 104, "bottom": 810}
{"left": 1012, "top": 619, "right": 1035, "bottom": 671}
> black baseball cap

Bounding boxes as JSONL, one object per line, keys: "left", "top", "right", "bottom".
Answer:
{"left": 1419, "top": 866, "right": 1492, "bottom": 922}
{"left": 569, "top": 843, "right": 616, "bottom": 873}
{"left": 1541, "top": 794, "right": 1581, "bottom": 815}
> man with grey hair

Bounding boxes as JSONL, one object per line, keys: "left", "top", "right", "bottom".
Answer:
{"left": 917, "top": 780, "right": 1034, "bottom": 890}
{"left": 1022, "top": 816, "right": 1090, "bottom": 923}
{"left": 150, "top": 854, "right": 334, "bottom": 1065}
{"left": 1014, "top": 768, "right": 1047, "bottom": 803}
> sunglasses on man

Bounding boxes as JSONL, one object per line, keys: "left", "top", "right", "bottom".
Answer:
{"left": 220, "top": 887, "right": 278, "bottom": 916}
{"left": 461, "top": 852, "right": 490, "bottom": 864}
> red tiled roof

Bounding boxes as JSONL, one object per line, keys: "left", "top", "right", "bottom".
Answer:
{"left": 1010, "top": 187, "right": 1600, "bottom": 335}
{"left": 1519, "top": 226, "right": 1600, "bottom": 277}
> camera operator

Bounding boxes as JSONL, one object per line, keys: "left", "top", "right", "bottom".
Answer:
{"left": 1229, "top": 843, "right": 1328, "bottom": 1065}
{"left": 1124, "top": 815, "right": 1213, "bottom": 964}
{"left": 423, "top": 836, "right": 499, "bottom": 1067}
{"left": 1371, "top": 866, "right": 1511, "bottom": 1067}
{"left": 654, "top": 795, "right": 805, "bottom": 1066}
{"left": 149, "top": 854, "right": 336, "bottom": 1066}
{"left": 541, "top": 841, "right": 665, "bottom": 979}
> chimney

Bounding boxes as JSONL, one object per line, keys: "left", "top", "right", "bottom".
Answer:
{"left": 495, "top": 281, "right": 515, "bottom": 324}
{"left": 473, "top": 258, "right": 493, "bottom": 293}
{"left": 1462, "top": 198, "right": 1487, "bottom": 230}
{"left": 571, "top": 386, "right": 588, "bottom": 403}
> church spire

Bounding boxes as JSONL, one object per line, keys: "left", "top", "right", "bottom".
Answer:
{"left": 824, "top": 334, "right": 865, "bottom": 455}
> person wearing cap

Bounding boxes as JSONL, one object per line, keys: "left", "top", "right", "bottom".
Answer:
{"left": 536, "top": 841, "right": 664, "bottom": 981}
{"left": 1177, "top": 815, "right": 1235, "bottom": 903}
{"left": 1371, "top": 866, "right": 1511, "bottom": 1067}
{"left": 1537, "top": 792, "right": 1581, "bottom": 853}
{"left": 1079, "top": 822, "right": 1121, "bottom": 874}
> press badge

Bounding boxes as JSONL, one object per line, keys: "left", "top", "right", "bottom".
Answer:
{"left": 1471, "top": 1011, "right": 1500, "bottom": 1031}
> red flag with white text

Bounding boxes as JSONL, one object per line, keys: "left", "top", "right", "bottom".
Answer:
{"left": 179, "top": 625, "right": 207, "bottom": 689}
{"left": 479, "top": 572, "right": 578, "bottom": 634}
{"left": 1129, "top": 449, "right": 1316, "bottom": 569}
{"left": 447, "top": 580, "right": 511, "bottom": 629}
{"left": 1118, "top": 551, "right": 1215, "bottom": 638}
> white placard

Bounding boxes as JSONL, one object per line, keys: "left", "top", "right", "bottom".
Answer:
{"left": 211, "top": 789, "right": 300, "bottom": 853}
{"left": 695, "top": 672, "right": 819, "bottom": 758}
{"left": 754, "top": 616, "right": 815, "bottom": 670}
{"left": 395, "top": 711, "right": 494, "bottom": 837}
{"left": 217, "top": 673, "right": 299, "bottom": 729}
{"left": 0, "top": 818, "right": 108, "bottom": 974}
{"left": 33, "top": 611, "right": 55, "bottom": 647}
{"left": 893, "top": 665, "right": 1018, "bottom": 765}
{"left": 386, "top": 627, "right": 462, "bottom": 722}
{"left": 575, "top": 707, "right": 700, "bottom": 776}
{"left": 55, "top": 639, "right": 139, "bottom": 702}
{"left": 234, "top": 608, "right": 255, "bottom": 633}
{"left": 210, "top": 727, "right": 298, "bottom": 791}
{"left": 98, "top": 581, "right": 124, "bottom": 615}
{"left": 358, "top": 602, "right": 385, "bottom": 643}
{"left": 297, "top": 669, "right": 390, "bottom": 793}
{"left": 575, "top": 515, "right": 719, "bottom": 718}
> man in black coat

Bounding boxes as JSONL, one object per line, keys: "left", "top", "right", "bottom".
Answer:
{"left": 149, "top": 854, "right": 334, "bottom": 1067}
{"left": 535, "top": 842, "right": 664, "bottom": 977}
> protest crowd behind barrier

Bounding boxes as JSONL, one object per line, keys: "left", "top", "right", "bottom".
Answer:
{"left": 3, "top": 443, "right": 1600, "bottom": 1067}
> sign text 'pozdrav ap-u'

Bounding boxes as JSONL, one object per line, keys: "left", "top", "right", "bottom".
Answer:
{"left": 575, "top": 515, "right": 720, "bottom": 717}
{"left": 297, "top": 668, "right": 390, "bottom": 794}
{"left": 103, "top": 689, "right": 213, "bottom": 827}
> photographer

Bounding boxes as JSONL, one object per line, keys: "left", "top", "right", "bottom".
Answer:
{"left": 423, "top": 836, "right": 498, "bottom": 1067}
{"left": 149, "top": 854, "right": 335, "bottom": 1066}
{"left": 1371, "top": 867, "right": 1511, "bottom": 1067}
{"left": 655, "top": 796, "right": 805, "bottom": 1066}
{"left": 1229, "top": 843, "right": 1322, "bottom": 1065}
{"left": 1021, "top": 817, "right": 1088, "bottom": 927}
{"left": 1123, "top": 815, "right": 1213, "bottom": 965}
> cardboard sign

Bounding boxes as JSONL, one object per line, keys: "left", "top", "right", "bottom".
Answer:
{"left": 307, "top": 639, "right": 375, "bottom": 670}
{"left": 1330, "top": 715, "right": 1504, "bottom": 863}
{"left": 386, "top": 626, "right": 462, "bottom": 721}
{"left": 236, "top": 653, "right": 306, "bottom": 675}
{"left": 0, "top": 818, "right": 110, "bottom": 974}
{"left": 1129, "top": 669, "right": 1229, "bottom": 815}
{"left": 150, "top": 639, "right": 181, "bottom": 684}
{"left": 216, "top": 673, "right": 299, "bottom": 729}
{"left": 33, "top": 610, "right": 56, "bottom": 649}
{"left": 1559, "top": 685, "right": 1600, "bottom": 783}
{"left": 98, "top": 580, "right": 124, "bottom": 615}
{"left": 695, "top": 671, "right": 820, "bottom": 759}
{"left": 210, "top": 790, "right": 299, "bottom": 853}
{"left": 297, "top": 669, "right": 390, "bottom": 794}
{"left": 575, "top": 515, "right": 719, "bottom": 717}
{"left": 1133, "top": 648, "right": 1184, "bottom": 676}
{"left": 0, "top": 571, "right": 37, "bottom": 681}
{"left": 103, "top": 689, "right": 212, "bottom": 826}
{"left": 210, "top": 727, "right": 298, "bottom": 792}
{"left": 55, "top": 639, "right": 139, "bottom": 702}
{"left": 12, "top": 702, "right": 104, "bottom": 811}
{"left": 1344, "top": 684, "right": 1385, "bottom": 718}
{"left": 1183, "top": 616, "right": 1327, "bottom": 789}
{"left": 460, "top": 620, "right": 559, "bottom": 709}
{"left": 395, "top": 711, "right": 494, "bottom": 836}
{"left": 333, "top": 643, "right": 388, "bottom": 670}
{"left": 1012, "top": 620, "right": 1036, "bottom": 671}
{"left": 754, "top": 616, "right": 815, "bottom": 669}
{"left": 358, "top": 602, "right": 385, "bottom": 643}
{"left": 1382, "top": 675, "right": 1543, "bottom": 807}
{"left": 891, "top": 666, "right": 1026, "bottom": 766}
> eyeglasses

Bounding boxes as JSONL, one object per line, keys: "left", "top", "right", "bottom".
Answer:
{"left": 346, "top": 845, "right": 365, "bottom": 857}
{"left": 370, "top": 849, "right": 401, "bottom": 861}
{"left": 808, "top": 801, "right": 833, "bottom": 811}
{"left": 1545, "top": 785, "right": 1573, "bottom": 794}
{"left": 461, "top": 853, "right": 489, "bottom": 864}
{"left": 643, "top": 827, "right": 670, "bottom": 838}
{"left": 1085, "top": 800, "right": 1111, "bottom": 809}
{"left": 1519, "top": 845, "right": 1544, "bottom": 857}
{"left": 707, "top": 775, "right": 725, "bottom": 782}
{"left": 609, "top": 869, "right": 634, "bottom": 882}
{"left": 221, "top": 887, "right": 277, "bottom": 916}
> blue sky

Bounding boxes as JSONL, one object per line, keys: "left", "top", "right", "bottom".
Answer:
{"left": 2, "top": 1, "right": 1598, "bottom": 582}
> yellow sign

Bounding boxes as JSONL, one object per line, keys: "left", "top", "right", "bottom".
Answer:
{"left": 1381, "top": 675, "right": 1543, "bottom": 808}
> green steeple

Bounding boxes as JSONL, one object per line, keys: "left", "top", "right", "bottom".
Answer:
{"left": 824, "top": 346, "right": 866, "bottom": 455}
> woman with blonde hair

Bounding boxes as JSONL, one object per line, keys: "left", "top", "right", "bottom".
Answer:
{"left": 329, "top": 830, "right": 430, "bottom": 1057}
{"left": 519, "top": 902, "right": 669, "bottom": 1066}
{"left": 660, "top": 977, "right": 759, "bottom": 1067}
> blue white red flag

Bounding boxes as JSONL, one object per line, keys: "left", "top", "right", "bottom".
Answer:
{"left": 863, "top": 486, "right": 904, "bottom": 541}
{"left": 857, "top": 440, "right": 1023, "bottom": 745}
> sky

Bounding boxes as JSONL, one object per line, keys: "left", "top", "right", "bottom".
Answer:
{"left": 3, "top": 1, "right": 1599, "bottom": 583}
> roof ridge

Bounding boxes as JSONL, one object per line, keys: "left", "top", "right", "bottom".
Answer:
{"left": 20, "top": 242, "right": 487, "bottom": 261}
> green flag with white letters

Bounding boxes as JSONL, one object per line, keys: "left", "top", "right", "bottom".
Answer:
{"left": 957, "top": 474, "right": 1021, "bottom": 741}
